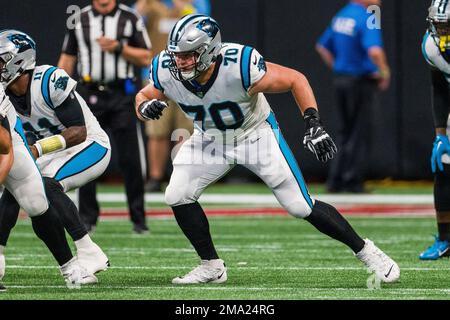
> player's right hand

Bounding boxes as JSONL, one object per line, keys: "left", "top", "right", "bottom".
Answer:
{"left": 138, "top": 99, "right": 168, "bottom": 120}
{"left": 431, "top": 134, "right": 450, "bottom": 173}
{"left": 303, "top": 125, "right": 337, "bottom": 163}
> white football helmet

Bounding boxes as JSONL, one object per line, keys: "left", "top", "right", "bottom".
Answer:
{"left": 428, "top": 0, "right": 450, "bottom": 51}
{"left": 0, "top": 30, "right": 36, "bottom": 87}
{"left": 166, "top": 14, "right": 222, "bottom": 81}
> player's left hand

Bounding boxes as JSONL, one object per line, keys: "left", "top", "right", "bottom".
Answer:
{"left": 431, "top": 134, "right": 450, "bottom": 173}
{"left": 302, "top": 108, "right": 337, "bottom": 163}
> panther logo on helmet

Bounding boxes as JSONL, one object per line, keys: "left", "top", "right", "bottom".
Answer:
{"left": 0, "top": 30, "right": 36, "bottom": 87}
{"left": 7, "top": 34, "right": 36, "bottom": 53}
{"left": 196, "top": 19, "right": 220, "bottom": 38}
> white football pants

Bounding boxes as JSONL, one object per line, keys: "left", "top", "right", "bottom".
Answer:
{"left": 165, "top": 112, "right": 315, "bottom": 218}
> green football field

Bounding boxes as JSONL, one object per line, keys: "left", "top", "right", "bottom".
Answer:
{"left": 1, "top": 182, "right": 449, "bottom": 300}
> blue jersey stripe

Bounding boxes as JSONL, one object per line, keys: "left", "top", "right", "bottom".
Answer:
{"left": 14, "top": 117, "right": 33, "bottom": 156}
{"left": 151, "top": 55, "right": 163, "bottom": 91}
{"left": 240, "top": 46, "right": 253, "bottom": 91}
{"left": 54, "top": 142, "right": 108, "bottom": 182}
{"left": 265, "top": 112, "right": 314, "bottom": 209}
{"left": 41, "top": 66, "right": 58, "bottom": 109}
{"left": 422, "top": 32, "right": 433, "bottom": 65}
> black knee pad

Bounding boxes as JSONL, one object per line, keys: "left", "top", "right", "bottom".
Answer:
{"left": 434, "top": 164, "right": 450, "bottom": 211}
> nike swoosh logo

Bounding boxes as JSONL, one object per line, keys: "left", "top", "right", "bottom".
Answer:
{"left": 50, "top": 74, "right": 57, "bottom": 83}
{"left": 384, "top": 265, "right": 394, "bottom": 278}
{"left": 217, "top": 271, "right": 225, "bottom": 279}
{"left": 250, "top": 137, "right": 262, "bottom": 144}
{"left": 252, "top": 55, "right": 257, "bottom": 65}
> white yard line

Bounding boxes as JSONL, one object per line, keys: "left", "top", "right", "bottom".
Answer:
{"left": 5, "top": 265, "right": 450, "bottom": 271}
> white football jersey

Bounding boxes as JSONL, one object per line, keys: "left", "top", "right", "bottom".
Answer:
{"left": 0, "top": 84, "right": 24, "bottom": 146}
{"left": 10, "top": 65, "right": 109, "bottom": 148}
{"left": 149, "top": 43, "right": 271, "bottom": 142}
{"left": 422, "top": 32, "right": 450, "bottom": 82}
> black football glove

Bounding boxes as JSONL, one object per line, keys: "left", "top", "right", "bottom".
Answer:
{"left": 302, "top": 108, "right": 337, "bottom": 163}
{"left": 138, "top": 99, "right": 168, "bottom": 120}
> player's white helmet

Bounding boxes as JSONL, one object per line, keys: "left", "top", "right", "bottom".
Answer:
{"left": 428, "top": 0, "right": 450, "bottom": 50}
{"left": 0, "top": 30, "right": 36, "bottom": 88}
{"left": 166, "top": 14, "right": 222, "bottom": 81}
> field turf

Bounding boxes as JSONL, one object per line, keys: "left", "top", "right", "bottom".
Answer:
{"left": 1, "top": 210, "right": 449, "bottom": 299}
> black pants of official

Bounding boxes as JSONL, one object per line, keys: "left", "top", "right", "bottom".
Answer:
{"left": 326, "top": 75, "right": 377, "bottom": 192}
{"left": 77, "top": 85, "right": 146, "bottom": 228}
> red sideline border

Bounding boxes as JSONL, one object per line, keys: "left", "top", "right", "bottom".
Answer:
{"left": 100, "top": 204, "right": 435, "bottom": 218}
{"left": 17, "top": 205, "right": 435, "bottom": 219}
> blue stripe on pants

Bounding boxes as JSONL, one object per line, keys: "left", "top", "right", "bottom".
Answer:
{"left": 265, "top": 112, "right": 313, "bottom": 209}
{"left": 54, "top": 142, "right": 108, "bottom": 181}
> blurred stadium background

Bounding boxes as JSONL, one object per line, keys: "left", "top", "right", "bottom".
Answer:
{"left": 1, "top": 0, "right": 448, "bottom": 300}
{"left": 0, "top": 0, "right": 433, "bottom": 181}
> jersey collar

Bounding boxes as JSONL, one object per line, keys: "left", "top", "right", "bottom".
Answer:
{"left": 181, "top": 55, "right": 223, "bottom": 99}
{"left": 6, "top": 70, "right": 33, "bottom": 117}
{"left": 92, "top": 4, "right": 119, "bottom": 17}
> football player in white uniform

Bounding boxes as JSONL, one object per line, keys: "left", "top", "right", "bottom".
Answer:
{"left": 136, "top": 14, "right": 400, "bottom": 284}
{"left": 420, "top": 0, "right": 450, "bottom": 259}
{"left": 0, "top": 121, "right": 14, "bottom": 185}
{"left": 0, "top": 30, "right": 111, "bottom": 282}
{"left": 0, "top": 83, "right": 96, "bottom": 288}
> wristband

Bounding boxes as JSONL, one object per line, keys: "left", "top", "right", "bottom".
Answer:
{"left": 303, "top": 108, "right": 319, "bottom": 118}
{"left": 303, "top": 108, "right": 321, "bottom": 128}
{"left": 34, "top": 135, "right": 67, "bottom": 157}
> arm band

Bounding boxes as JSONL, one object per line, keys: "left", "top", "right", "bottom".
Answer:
{"left": 34, "top": 135, "right": 66, "bottom": 157}
{"left": 55, "top": 90, "right": 85, "bottom": 127}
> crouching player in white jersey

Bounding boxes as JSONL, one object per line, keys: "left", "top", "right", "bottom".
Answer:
{"left": 420, "top": 1, "right": 450, "bottom": 259}
{"left": 0, "top": 84, "right": 97, "bottom": 289}
{"left": 0, "top": 30, "right": 111, "bottom": 282}
{"left": 0, "top": 96, "right": 14, "bottom": 290}
{"left": 136, "top": 15, "right": 400, "bottom": 284}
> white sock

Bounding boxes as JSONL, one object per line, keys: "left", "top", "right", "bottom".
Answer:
{"left": 74, "top": 235, "right": 95, "bottom": 250}
{"left": 0, "top": 245, "right": 4, "bottom": 255}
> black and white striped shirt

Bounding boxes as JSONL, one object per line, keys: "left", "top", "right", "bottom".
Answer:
{"left": 62, "top": 3, "right": 151, "bottom": 83}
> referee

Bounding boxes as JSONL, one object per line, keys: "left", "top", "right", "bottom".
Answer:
{"left": 316, "top": 0, "right": 390, "bottom": 193}
{"left": 58, "top": 0, "right": 152, "bottom": 234}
